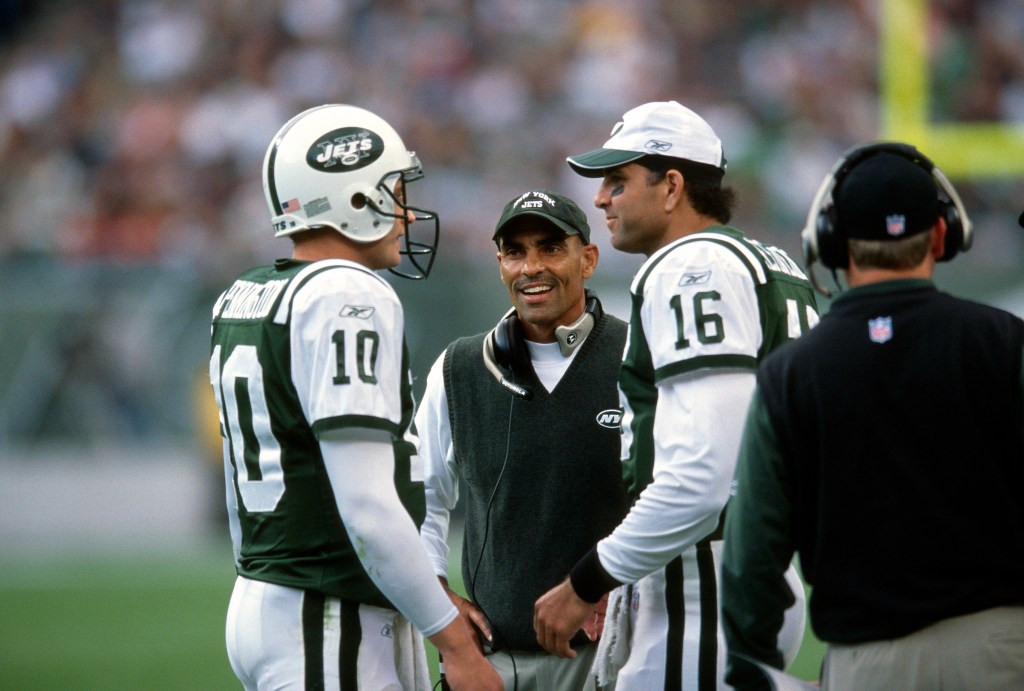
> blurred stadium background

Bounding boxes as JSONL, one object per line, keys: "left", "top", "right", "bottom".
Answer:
{"left": 1, "top": 0, "right": 1022, "bottom": 688}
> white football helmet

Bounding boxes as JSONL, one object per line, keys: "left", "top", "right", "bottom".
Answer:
{"left": 262, "top": 104, "right": 440, "bottom": 279}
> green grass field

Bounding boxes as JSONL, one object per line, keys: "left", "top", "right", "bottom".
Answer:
{"left": 0, "top": 544, "right": 824, "bottom": 690}
{"left": 0, "top": 546, "right": 239, "bottom": 690}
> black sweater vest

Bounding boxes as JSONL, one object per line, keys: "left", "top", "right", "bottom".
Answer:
{"left": 442, "top": 312, "right": 628, "bottom": 651}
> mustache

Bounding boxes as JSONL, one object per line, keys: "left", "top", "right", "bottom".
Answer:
{"left": 514, "top": 278, "right": 553, "bottom": 291}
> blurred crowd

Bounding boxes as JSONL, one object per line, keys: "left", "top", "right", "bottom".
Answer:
{"left": 1, "top": 0, "right": 1023, "bottom": 445}
{"left": 3, "top": 0, "right": 1021, "bottom": 270}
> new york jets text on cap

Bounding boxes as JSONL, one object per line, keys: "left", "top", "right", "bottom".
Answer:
{"left": 492, "top": 189, "right": 591, "bottom": 244}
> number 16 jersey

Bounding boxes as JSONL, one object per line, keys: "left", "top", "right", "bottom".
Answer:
{"left": 619, "top": 225, "right": 820, "bottom": 499}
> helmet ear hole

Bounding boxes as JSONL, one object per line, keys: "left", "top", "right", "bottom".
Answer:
{"left": 351, "top": 192, "right": 367, "bottom": 210}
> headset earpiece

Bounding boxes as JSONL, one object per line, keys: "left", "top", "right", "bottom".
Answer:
{"left": 491, "top": 312, "right": 517, "bottom": 372}
{"left": 553, "top": 290, "right": 603, "bottom": 357}
{"left": 939, "top": 199, "right": 960, "bottom": 261}
{"left": 481, "top": 290, "right": 604, "bottom": 400}
{"left": 483, "top": 309, "right": 533, "bottom": 400}
{"left": 493, "top": 312, "right": 532, "bottom": 379}
{"left": 929, "top": 164, "right": 972, "bottom": 262}
{"left": 802, "top": 141, "right": 973, "bottom": 279}
{"left": 813, "top": 202, "right": 849, "bottom": 271}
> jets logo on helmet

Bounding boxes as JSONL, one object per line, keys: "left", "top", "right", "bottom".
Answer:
{"left": 262, "top": 104, "right": 440, "bottom": 279}
{"left": 307, "top": 128, "right": 383, "bottom": 172}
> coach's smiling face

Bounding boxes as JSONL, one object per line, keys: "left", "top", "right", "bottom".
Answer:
{"left": 496, "top": 219, "right": 598, "bottom": 342}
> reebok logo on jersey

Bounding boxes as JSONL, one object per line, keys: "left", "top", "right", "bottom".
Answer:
{"left": 596, "top": 409, "right": 623, "bottom": 429}
{"left": 679, "top": 270, "right": 712, "bottom": 286}
{"left": 340, "top": 305, "right": 375, "bottom": 319}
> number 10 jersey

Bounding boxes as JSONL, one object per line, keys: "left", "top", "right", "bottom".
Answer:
{"left": 209, "top": 258, "right": 421, "bottom": 607}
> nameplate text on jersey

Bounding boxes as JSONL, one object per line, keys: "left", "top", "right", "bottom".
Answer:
{"left": 218, "top": 279, "right": 288, "bottom": 320}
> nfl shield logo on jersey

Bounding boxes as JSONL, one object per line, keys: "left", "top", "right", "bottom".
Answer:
{"left": 868, "top": 316, "right": 893, "bottom": 344}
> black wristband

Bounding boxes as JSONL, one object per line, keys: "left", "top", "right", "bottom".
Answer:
{"left": 569, "top": 545, "right": 623, "bottom": 604}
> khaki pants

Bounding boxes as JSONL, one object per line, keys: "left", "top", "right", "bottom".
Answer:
{"left": 487, "top": 644, "right": 599, "bottom": 691}
{"left": 822, "top": 606, "right": 1024, "bottom": 690}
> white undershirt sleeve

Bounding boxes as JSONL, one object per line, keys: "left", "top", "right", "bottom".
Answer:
{"left": 320, "top": 428, "right": 458, "bottom": 637}
{"left": 416, "top": 352, "right": 459, "bottom": 579}
{"left": 597, "top": 369, "right": 755, "bottom": 584}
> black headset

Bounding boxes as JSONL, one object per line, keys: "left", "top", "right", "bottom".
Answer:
{"left": 481, "top": 289, "right": 603, "bottom": 400}
{"left": 801, "top": 142, "right": 973, "bottom": 275}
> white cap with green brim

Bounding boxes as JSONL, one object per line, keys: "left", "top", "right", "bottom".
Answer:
{"left": 567, "top": 100, "right": 725, "bottom": 177}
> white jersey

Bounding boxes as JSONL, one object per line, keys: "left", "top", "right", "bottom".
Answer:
{"left": 593, "top": 226, "right": 817, "bottom": 690}
{"left": 282, "top": 259, "right": 409, "bottom": 433}
{"left": 210, "top": 258, "right": 428, "bottom": 597}
{"left": 601, "top": 227, "right": 818, "bottom": 578}
{"left": 211, "top": 257, "right": 456, "bottom": 690}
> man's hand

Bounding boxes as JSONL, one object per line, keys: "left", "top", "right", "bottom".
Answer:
{"left": 428, "top": 615, "right": 502, "bottom": 691}
{"left": 533, "top": 577, "right": 593, "bottom": 658}
{"left": 440, "top": 578, "right": 492, "bottom": 652}
{"left": 582, "top": 592, "right": 609, "bottom": 641}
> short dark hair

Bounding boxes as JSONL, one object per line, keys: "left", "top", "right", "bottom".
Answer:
{"left": 638, "top": 155, "right": 735, "bottom": 224}
{"left": 848, "top": 232, "right": 931, "bottom": 270}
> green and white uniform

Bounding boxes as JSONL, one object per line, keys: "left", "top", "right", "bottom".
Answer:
{"left": 210, "top": 258, "right": 455, "bottom": 690}
{"left": 583, "top": 227, "right": 818, "bottom": 690}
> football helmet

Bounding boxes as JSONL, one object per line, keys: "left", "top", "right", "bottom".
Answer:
{"left": 262, "top": 104, "right": 440, "bottom": 279}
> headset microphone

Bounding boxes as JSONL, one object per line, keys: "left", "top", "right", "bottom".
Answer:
{"left": 498, "top": 376, "right": 533, "bottom": 401}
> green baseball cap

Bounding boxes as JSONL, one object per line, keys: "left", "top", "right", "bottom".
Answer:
{"left": 492, "top": 189, "right": 591, "bottom": 244}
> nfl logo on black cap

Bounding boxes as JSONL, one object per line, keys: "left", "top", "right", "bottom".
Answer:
{"left": 885, "top": 214, "right": 906, "bottom": 237}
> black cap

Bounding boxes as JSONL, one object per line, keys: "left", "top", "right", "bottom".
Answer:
{"left": 835, "top": 152, "right": 939, "bottom": 240}
{"left": 493, "top": 189, "right": 591, "bottom": 244}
